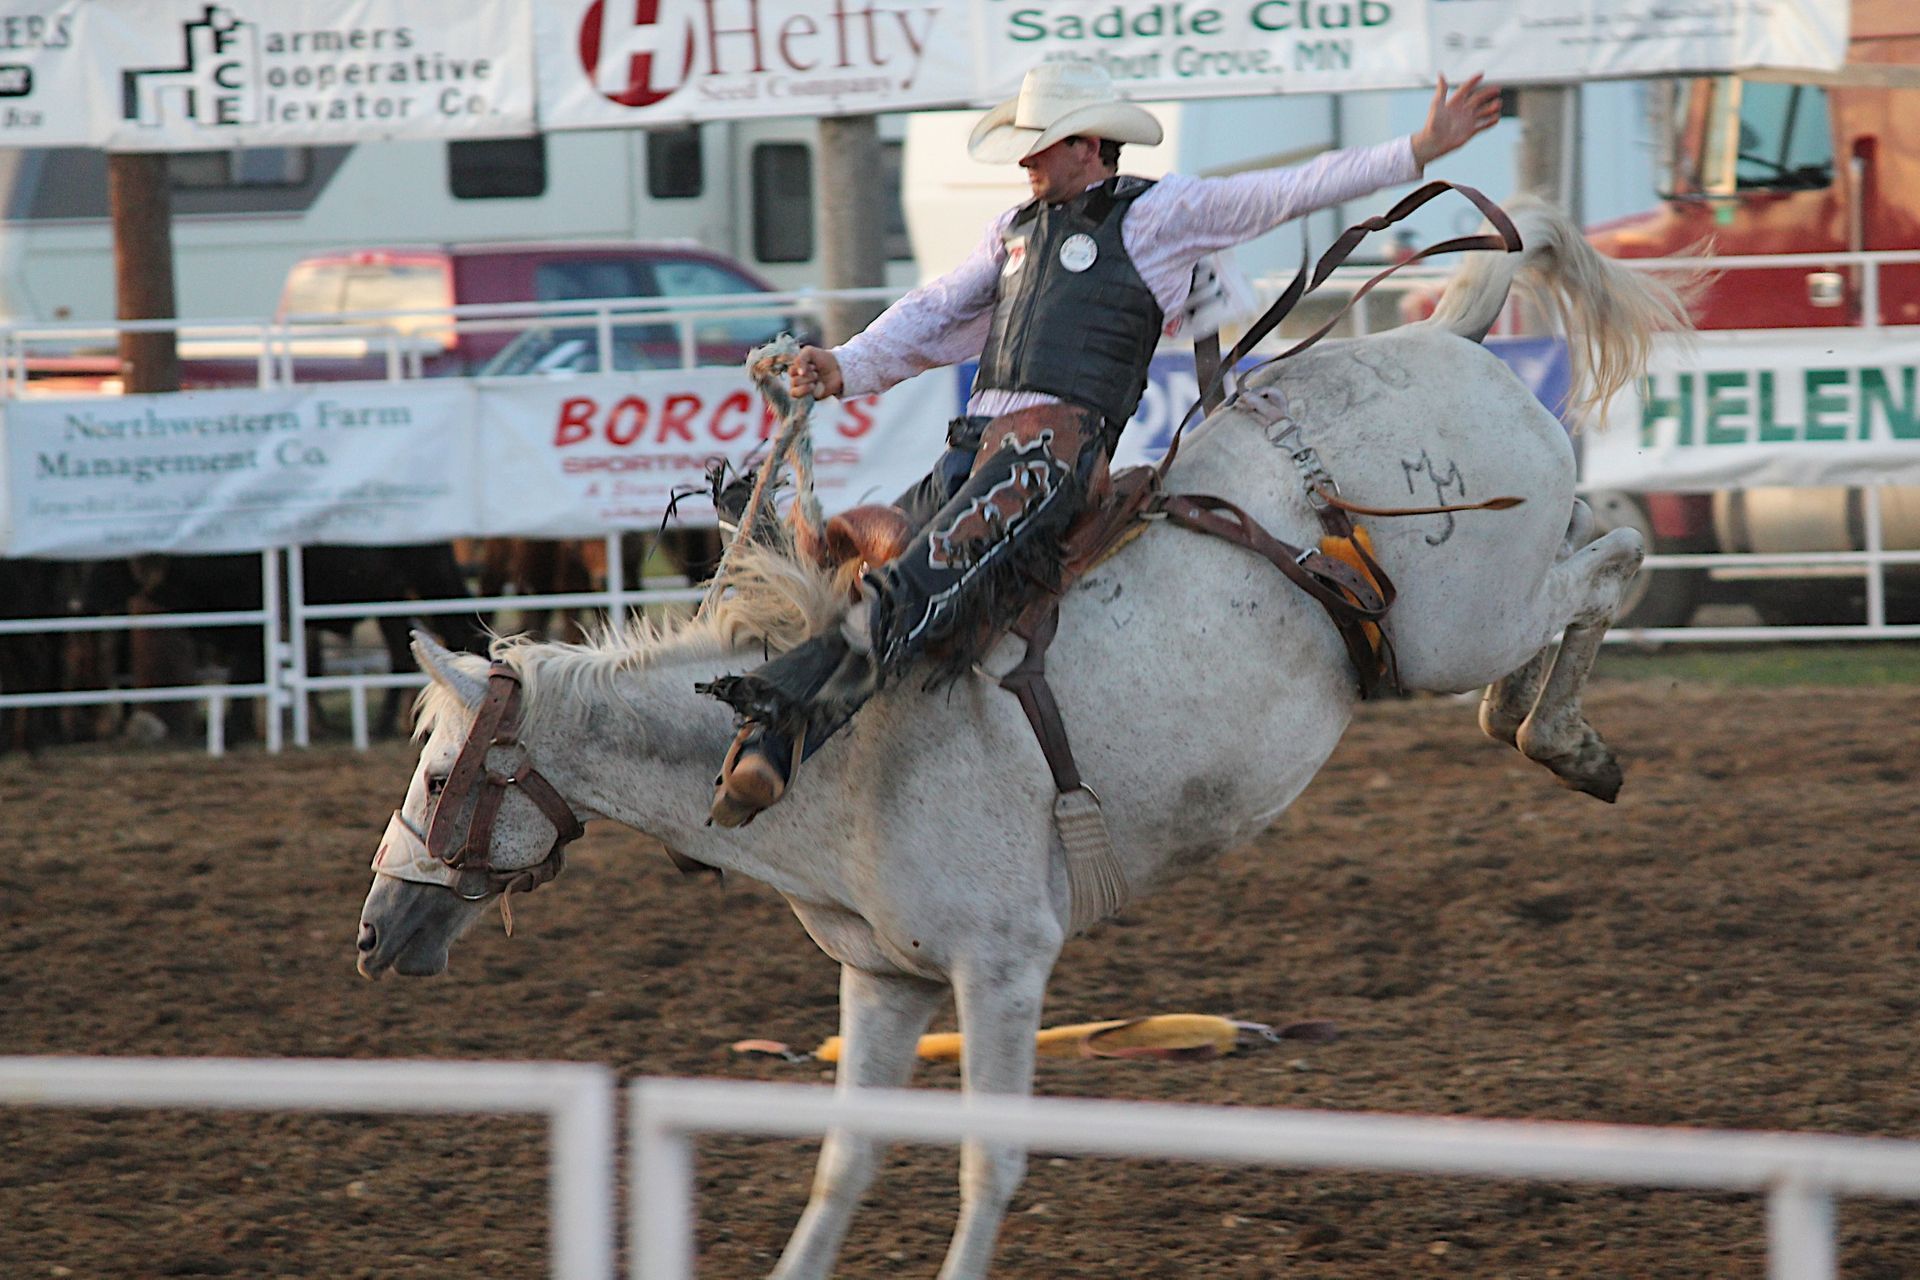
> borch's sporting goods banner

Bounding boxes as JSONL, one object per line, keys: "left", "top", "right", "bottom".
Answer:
{"left": 535, "top": 0, "right": 973, "bottom": 128}
{"left": 1431, "top": 0, "right": 1848, "bottom": 84}
{"left": 477, "top": 365, "right": 958, "bottom": 537}
{"left": 0, "top": 0, "right": 535, "bottom": 152}
{"left": 970, "top": 0, "right": 1432, "bottom": 100}
{"left": 1586, "top": 330, "right": 1920, "bottom": 493}
{"left": 1, "top": 382, "right": 481, "bottom": 557}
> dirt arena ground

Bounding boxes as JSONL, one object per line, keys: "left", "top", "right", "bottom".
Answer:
{"left": 4, "top": 673, "right": 1918, "bottom": 1278}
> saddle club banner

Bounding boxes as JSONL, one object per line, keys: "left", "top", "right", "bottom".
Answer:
{"left": 0, "top": 0, "right": 1849, "bottom": 150}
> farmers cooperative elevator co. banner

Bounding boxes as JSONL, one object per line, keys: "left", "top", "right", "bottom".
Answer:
{"left": 0, "top": 1, "right": 1848, "bottom": 150}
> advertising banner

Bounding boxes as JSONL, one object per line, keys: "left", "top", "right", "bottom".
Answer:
{"left": 971, "top": 0, "right": 1433, "bottom": 102}
{"left": 0, "top": 1, "right": 91, "bottom": 146}
{"left": 534, "top": 0, "right": 974, "bottom": 129}
{"left": 1, "top": 382, "right": 481, "bottom": 557}
{"left": 477, "top": 365, "right": 960, "bottom": 536}
{"left": 1430, "top": 0, "right": 1848, "bottom": 84}
{"left": 1585, "top": 331, "right": 1920, "bottom": 493}
{"left": 24, "top": 0, "right": 537, "bottom": 153}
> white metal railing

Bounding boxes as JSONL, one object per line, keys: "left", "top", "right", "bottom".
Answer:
{"left": 0, "top": 1056, "right": 617, "bottom": 1280}
{"left": 10, "top": 1057, "right": 1919, "bottom": 1280}
{"left": 0, "top": 285, "right": 903, "bottom": 394}
{"left": 0, "top": 537, "right": 705, "bottom": 756}
{"left": 628, "top": 1079, "right": 1920, "bottom": 1280}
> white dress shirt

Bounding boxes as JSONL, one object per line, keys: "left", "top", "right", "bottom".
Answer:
{"left": 834, "top": 136, "right": 1422, "bottom": 417}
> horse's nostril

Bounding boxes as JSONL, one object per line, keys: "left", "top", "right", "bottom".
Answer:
{"left": 356, "top": 920, "right": 377, "bottom": 954}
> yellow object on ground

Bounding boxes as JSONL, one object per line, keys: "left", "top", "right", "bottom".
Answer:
{"left": 815, "top": 1013, "right": 1252, "bottom": 1064}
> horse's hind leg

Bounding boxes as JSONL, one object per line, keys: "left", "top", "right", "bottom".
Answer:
{"left": 1479, "top": 647, "right": 1551, "bottom": 747}
{"left": 1513, "top": 525, "right": 1645, "bottom": 802}
{"left": 1481, "top": 499, "right": 1597, "bottom": 748}
{"left": 771, "top": 966, "right": 943, "bottom": 1280}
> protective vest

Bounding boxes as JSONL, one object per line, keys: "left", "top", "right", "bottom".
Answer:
{"left": 973, "top": 176, "right": 1164, "bottom": 427}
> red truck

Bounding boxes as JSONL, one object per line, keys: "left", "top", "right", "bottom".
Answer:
{"left": 1586, "top": 0, "right": 1920, "bottom": 626}
{"left": 26, "top": 240, "right": 803, "bottom": 392}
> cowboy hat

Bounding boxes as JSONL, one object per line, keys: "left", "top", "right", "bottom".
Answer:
{"left": 967, "top": 62, "right": 1163, "bottom": 164}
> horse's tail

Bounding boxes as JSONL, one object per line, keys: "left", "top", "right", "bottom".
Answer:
{"left": 1424, "top": 195, "right": 1699, "bottom": 424}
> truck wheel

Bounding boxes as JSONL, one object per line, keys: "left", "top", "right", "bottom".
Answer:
{"left": 1586, "top": 491, "right": 1702, "bottom": 629}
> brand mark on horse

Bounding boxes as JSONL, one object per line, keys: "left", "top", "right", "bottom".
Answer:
{"left": 1402, "top": 449, "right": 1469, "bottom": 546}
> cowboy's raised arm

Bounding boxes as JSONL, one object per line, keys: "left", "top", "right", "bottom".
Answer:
{"left": 1150, "top": 75, "right": 1503, "bottom": 254}
{"left": 789, "top": 211, "right": 1012, "bottom": 401}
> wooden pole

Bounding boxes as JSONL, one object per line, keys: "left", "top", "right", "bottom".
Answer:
{"left": 107, "top": 151, "right": 180, "bottom": 394}
{"left": 815, "top": 115, "right": 887, "bottom": 345}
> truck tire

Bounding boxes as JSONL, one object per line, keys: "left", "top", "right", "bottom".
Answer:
{"left": 1586, "top": 491, "right": 1702, "bottom": 629}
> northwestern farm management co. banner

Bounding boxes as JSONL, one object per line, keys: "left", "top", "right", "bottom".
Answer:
{"left": 0, "top": 0, "right": 1850, "bottom": 150}
{"left": 0, "top": 366, "right": 961, "bottom": 558}
{"left": 1586, "top": 331, "right": 1920, "bottom": 493}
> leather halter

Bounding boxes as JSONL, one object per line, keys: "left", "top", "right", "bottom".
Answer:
{"left": 424, "top": 662, "right": 584, "bottom": 898}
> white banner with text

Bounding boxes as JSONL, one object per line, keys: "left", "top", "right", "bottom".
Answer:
{"left": 0, "top": 0, "right": 1852, "bottom": 150}
{"left": 475, "top": 366, "right": 956, "bottom": 536}
{"left": 0, "top": 367, "right": 961, "bottom": 556}
{"left": 1, "top": 382, "right": 481, "bottom": 558}
{"left": 0, "top": 0, "right": 534, "bottom": 152}
{"left": 1586, "top": 330, "right": 1920, "bottom": 493}
{"left": 1431, "top": 0, "right": 1848, "bottom": 84}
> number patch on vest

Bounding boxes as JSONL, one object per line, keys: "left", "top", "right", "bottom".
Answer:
{"left": 1002, "top": 242, "right": 1027, "bottom": 277}
{"left": 1058, "top": 234, "right": 1098, "bottom": 273}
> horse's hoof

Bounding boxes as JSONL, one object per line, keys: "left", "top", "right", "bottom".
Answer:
{"left": 1552, "top": 757, "right": 1623, "bottom": 803}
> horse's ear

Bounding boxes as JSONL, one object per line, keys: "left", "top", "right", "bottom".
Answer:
{"left": 412, "top": 629, "right": 487, "bottom": 709}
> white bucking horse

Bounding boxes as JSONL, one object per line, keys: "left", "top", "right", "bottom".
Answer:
{"left": 356, "top": 197, "right": 1690, "bottom": 1279}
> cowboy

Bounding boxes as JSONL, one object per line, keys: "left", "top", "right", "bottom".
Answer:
{"left": 701, "top": 62, "right": 1502, "bottom": 827}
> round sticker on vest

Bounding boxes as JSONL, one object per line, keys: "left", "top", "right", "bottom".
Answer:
{"left": 1058, "top": 234, "right": 1098, "bottom": 273}
{"left": 1002, "top": 242, "right": 1026, "bottom": 277}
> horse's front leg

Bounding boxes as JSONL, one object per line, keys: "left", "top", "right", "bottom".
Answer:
{"left": 937, "top": 932, "right": 1061, "bottom": 1280}
{"left": 770, "top": 965, "right": 943, "bottom": 1280}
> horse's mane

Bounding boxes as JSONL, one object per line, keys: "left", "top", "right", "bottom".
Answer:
{"left": 415, "top": 536, "right": 842, "bottom": 737}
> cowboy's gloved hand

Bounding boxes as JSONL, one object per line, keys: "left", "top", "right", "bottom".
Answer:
{"left": 789, "top": 347, "right": 844, "bottom": 400}
{"left": 1412, "top": 74, "right": 1502, "bottom": 168}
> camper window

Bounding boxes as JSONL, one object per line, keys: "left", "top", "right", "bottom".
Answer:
{"left": 752, "top": 143, "right": 814, "bottom": 264}
{"left": 448, "top": 136, "right": 548, "bottom": 200}
{"left": 171, "top": 147, "right": 310, "bottom": 189}
{"left": 647, "top": 127, "right": 704, "bottom": 199}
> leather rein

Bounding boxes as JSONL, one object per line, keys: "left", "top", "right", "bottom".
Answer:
{"left": 423, "top": 662, "right": 584, "bottom": 900}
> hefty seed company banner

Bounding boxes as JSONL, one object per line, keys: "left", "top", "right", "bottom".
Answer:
{"left": 476, "top": 365, "right": 957, "bottom": 536}
{"left": 1585, "top": 331, "right": 1920, "bottom": 493}
{"left": 0, "top": 382, "right": 481, "bottom": 558}
{"left": 533, "top": 0, "right": 973, "bottom": 128}
{"left": 0, "top": 366, "right": 961, "bottom": 555}
{"left": 1431, "top": 0, "right": 1848, "bottom": 84}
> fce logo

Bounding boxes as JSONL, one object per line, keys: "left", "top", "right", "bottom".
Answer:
{"left": 577, "top": 0, "right": 696, "bottom": 108}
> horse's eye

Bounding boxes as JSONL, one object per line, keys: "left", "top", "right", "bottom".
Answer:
{"left": 426, "top": 776, "right": 449, "bottom": 797}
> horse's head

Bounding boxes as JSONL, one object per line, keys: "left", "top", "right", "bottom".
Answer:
{"left": 355, "top": 634, "right": 590, "bottom": 979}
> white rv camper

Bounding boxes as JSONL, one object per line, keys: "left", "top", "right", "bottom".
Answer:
{"left": 0, "top": 118, "right": 918, "bottom": 324}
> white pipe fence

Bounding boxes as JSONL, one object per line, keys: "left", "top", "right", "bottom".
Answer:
{"left": 8, "top": 1056, "right": 1919, "bottom": 1280}
{"left": 630, "top": 1079, "right": 1920, "bottom": 1280}
{"left": 0, "top": 1056, "right": 617, "bottom": 1280}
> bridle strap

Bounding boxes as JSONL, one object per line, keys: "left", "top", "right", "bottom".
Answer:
{"left": 426, "top": 662, "right": 583, "bottom": 892}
